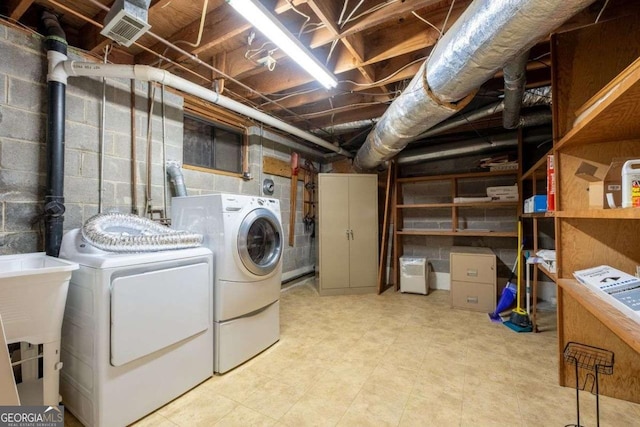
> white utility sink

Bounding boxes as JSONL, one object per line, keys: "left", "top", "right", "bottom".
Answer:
{"left": 0, "top": 253, "right": 78, "bottom": 345}
{"left": 0, "top": 252, "right": 79, "bottom": 406}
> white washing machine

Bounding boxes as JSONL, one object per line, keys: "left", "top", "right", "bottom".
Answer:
{"left": 59, "top": 229, "right": 213, "bottom": 426}
{"left": 172, "top": 194, "right": 283, "bottom": 373}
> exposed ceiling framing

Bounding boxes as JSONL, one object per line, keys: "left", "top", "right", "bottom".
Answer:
{"left": 2, "top": 0, "right": 635, "bottom": 154}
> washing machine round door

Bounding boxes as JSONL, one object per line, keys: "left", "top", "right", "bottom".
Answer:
{"left": 237, "top": 208, "right": 283, "bottom": 276}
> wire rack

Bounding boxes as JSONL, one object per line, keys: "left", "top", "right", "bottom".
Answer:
{"left": 563, "top": 342, "right": 615, "bottom": 427}
{"left": 563, "top": 342, "right": 614, "bottom": 376}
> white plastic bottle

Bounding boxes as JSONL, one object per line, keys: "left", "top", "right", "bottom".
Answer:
{"left": 621, "top": 159, "right": 640, "bottom": 208}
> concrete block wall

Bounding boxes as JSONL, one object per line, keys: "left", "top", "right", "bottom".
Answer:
{"left": 0, "top": 23, "right": 317, "bottom": 280}
{"left": 400, "top": 173, "right": 519, "bottom": 279}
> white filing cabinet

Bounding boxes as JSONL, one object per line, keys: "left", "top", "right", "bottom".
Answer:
{"left": 450, "top": 247, "right": 496, "bottom": 312}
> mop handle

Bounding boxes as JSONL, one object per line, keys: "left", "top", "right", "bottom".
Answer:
{"left": 516, "top": 221, "right": 522, "bottom": 311}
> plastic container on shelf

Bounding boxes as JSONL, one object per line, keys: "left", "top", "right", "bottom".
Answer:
{"left": 621, "top": 159, "right": 640, "bottom": 208}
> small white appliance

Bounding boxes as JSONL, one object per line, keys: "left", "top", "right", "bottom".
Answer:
{"left": 172, "top": 194, "right": 283, "bottom": 373}
{"left": 399, "top": 256, "right": 429, "bottom": 295}
{"left": 59, "top": 229, "right": 213, "bottom": 427}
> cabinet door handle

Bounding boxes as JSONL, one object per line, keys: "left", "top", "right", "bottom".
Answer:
{"left": 350, "top": 230, "right": 354, "bottom": 239}
{"left": 346, "top": 230, "right": 350, "bottom": 240}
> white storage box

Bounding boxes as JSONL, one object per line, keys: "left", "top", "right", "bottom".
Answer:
{"left": 487, "top": 185, "right": 518, "bottom": 201}
{"left": 400, "top": 256, "right": 429, "bottom": 295}
{"left": 0, "top": 253, "right": 78, "bottom": 344}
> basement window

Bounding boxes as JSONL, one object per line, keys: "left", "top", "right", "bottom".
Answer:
{"left": 183, "top": 114, "right": 245, "bottom": 175}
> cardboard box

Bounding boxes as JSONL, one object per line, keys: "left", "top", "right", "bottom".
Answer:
{"left": 603, "top": 160, "right": 626, "bottom": 208}
{"left": 589, "top": 181, "right": 604, "bottom": 209}
{"left": 575, "top": 159, "right": 630, "bottom": 209}
{"left": 524, "top": 195, "right": 547, "bottom": 213}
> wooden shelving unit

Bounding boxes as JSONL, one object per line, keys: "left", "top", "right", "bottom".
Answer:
{"left": 392, "top": 169, "right": 519, "bottom": 289}
{"left": 519, "top": 147, "right": 555, "bottom": 332}
{"left": 397, "top": 230, "right": 517, "bottom": 237}
{"left": 554, "top": 208, "right": 640, "bottom": 219}
{"left": 551, "top": 14, "right": 640, "bottom": 404}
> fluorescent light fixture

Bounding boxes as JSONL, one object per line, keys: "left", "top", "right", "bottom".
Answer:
{"left": 227, "top": 0, "right": 338, "bottom": 89}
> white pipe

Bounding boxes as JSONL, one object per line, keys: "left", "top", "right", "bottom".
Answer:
{"left": 61, "top": 61, "right": 352, "bottom": 158}
{"left": 161, "top": 85, "right": 168, "bottom": 216}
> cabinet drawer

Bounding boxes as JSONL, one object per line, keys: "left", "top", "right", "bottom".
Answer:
{"left": 450, "top": 281, "right": 496, "bottom": 312}
{"left": 450, "top": 254, "right": 495, "bottom": 284}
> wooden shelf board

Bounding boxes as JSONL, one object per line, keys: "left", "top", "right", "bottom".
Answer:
{"left": 521, "top": 212, "right": 555, "bottom": 218}
{"left": 398, "top": 230, "right": 517, "bottom": 237}
{"left": 521, "top": 148, "right": 552, "bottom": 181}
{"left": 555, "top": 208, "right": 640, "bottom": 219}
{"left": 557, "top": 278, "right": 640, "bottom": 354}
{"left": 398, "top": 169, "right": 517, "bottom": 183}
{"left": 537, "top": 264, "right": 557, "bottom": 282}
{"left": 397, "top": 201, "right": 518, "bottom": 209}
{"left": 396, "top": 203, "right": 452, "bottom": 209}
{"left": 556, "top": 57, "right": 640, "bottom": 150}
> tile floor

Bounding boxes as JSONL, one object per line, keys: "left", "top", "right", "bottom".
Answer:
{"left": 65, "top": 284, "right": 640, "bottom": 426}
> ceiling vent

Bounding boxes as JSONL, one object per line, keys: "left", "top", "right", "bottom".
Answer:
{"left": 100, "top": 0, "right": 151, "bottom": 47}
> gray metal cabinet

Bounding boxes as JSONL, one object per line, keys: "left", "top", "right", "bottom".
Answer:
{"left": 318, "top": 174, "right": 378, "bottom": 295}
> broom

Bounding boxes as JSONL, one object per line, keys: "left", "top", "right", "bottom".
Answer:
{"left": 504, "top": 221, "right": 532, "bottom": 332}
{"left": 488, "top": 251, "right": 519, "bottom": 322}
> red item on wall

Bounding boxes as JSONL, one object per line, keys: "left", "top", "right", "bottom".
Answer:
{"left": 547, "top": 154, "right": 556, "bottom": 211}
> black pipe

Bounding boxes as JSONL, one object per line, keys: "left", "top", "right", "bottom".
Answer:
{"left": 42, "top": 11, "right": 68, "bottom": 257}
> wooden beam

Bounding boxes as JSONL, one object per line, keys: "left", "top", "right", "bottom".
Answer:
{"left": 284, "top": 93, "right": 379, "bottom": 118}
{"left": 213, "top": 52, "right": 227, "bottom": 92}
{"left": 298, "top": 104, "right": 389, "bottom": 129}
{"left": 262, "top": 156, "right": 307, "bottom": 180}
{"left": 258, "top": 56, "right": 422, "bottom": 112}
{"left": 238, "top": 59, "right": 323, "bottom": 96}
{"left": 273, "top": 0, "right": 307, "bottom": 15}
{"left": 364, "top": 21, "right": 439, "bottom": 67}
{"left": 307, "top": 0, "right": 452, "bottom": 48}
{"left": 135, "top": 4, "right": 251, "bottom": 65}
{"left": 378, "top": 161, "right": 395, "bottom": 294}
{"left": 7, "top": 0, "right": 34, "bottom": 20}
{"left": 76, "top": 8, "right": 107, "bottom": 53}
{"left": 342, "top": 33, "right": 366, "bottom": 63}
{"left": 305, "top": 0, "right": 340, "bottom": 34}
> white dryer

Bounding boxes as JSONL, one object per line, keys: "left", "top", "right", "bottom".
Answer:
{"left": 172, "top": 194, "right": 283, "bottom": 373}
{"left": 59, "top": 229, "right": 213, "bottom": 426}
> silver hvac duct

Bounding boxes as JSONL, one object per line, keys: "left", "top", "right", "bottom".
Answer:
{"left": 312, "top": 119, "right": 379, "bottom": 135}
{"left": 414, "top": 86, "right": 551, "bottom": 140}
{"left": 417, "top": 101, "right": 504, "bottom": 140}
{"left": 166, "top": 161, "right": 188, "bottom": 197}
{"left": 354, "top": 0, "right": 597, "bottom": 171}
{"left": 82, "top": 213, "right": 203, "bottom": 252}
{"left": 503, "top": 51, "right": 530, "bottom": 129}
{"left": 398, "top": 128, "right": 551, "bottom": 165}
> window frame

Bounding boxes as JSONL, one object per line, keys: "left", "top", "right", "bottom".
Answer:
{"left": 182, "top": 97, "right": 249, "bottom": 178}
